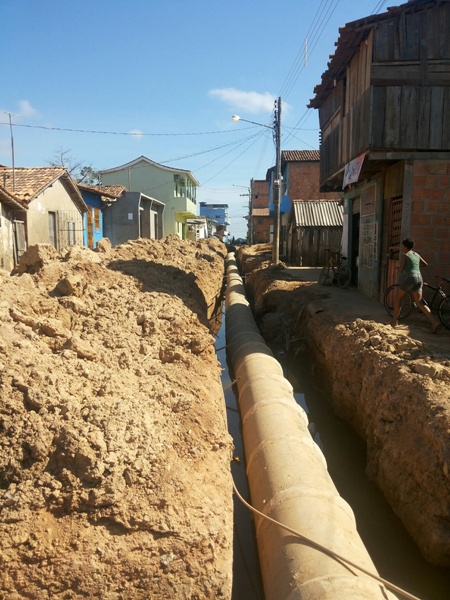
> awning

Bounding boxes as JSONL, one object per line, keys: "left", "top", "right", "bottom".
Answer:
{"left": 175, "top": 211, "right": 197, "bottom": 220}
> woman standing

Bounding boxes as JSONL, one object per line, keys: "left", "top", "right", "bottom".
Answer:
{"left": 391, "top": 238, "right": 440, "bottom": 332}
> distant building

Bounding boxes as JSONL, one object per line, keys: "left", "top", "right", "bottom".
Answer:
{"left": 186, "top": 217, "right": 209, "bottom": 242}
{"left": 252, "top": 152, "right": 340, "bottom": 253}
{"left": 100, "top": 156, "right": 198, "bottom": 241}
{"left": 249, "top": 179, "right": 271, "bottom": 244}
{"left": 199, "top": 202, "right": 230, "bottom": 240}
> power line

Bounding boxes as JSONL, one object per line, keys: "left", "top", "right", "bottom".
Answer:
{"left": 278, "top": 0, "right": 340, "bottom": 101}
{"left": 134, "top": 130, "right": 268, "bottom": 196}
{"left": 0, "top": 120, "right": 249, "bottom": 138}
{"left": 162, "top": 131, "right": 264, "bottom": 164}
{"left": 199, "top": 129, "right": 270, "bottom": 186}
{"left": 279, "top": 0, "right": 389, "bottom": 147}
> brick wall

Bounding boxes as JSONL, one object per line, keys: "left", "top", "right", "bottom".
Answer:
{"left": 252, "top": 180, "right": 268, "bottom": 208}
{"left": 253, "top": 216, "right": 273, "bottom": 243}
{"left": 410, "top": 160, "right": 450, "bottom": 280}
{"left": 287, "top": 162, "right": 340, "bottom": 200}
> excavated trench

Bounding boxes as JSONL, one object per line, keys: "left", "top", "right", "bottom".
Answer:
{"left": 283, "top": 357, "right": 450, "bottom": 600}
{"left": 214, "top": 306, "right": 264, "bottom": 600}
{"left": 230, "top": 251, "right": 450, "bottom": 600}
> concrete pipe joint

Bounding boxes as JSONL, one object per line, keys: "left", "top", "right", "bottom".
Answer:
{"left": 225, "top": 253, "right": 396, "bottom": 600}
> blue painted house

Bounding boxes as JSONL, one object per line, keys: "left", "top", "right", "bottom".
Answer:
{"left": 78, "top": 184, "right": 125, "bottom": 249}
{"left": 199, "top": 202, "right": 230, "bottom": 240}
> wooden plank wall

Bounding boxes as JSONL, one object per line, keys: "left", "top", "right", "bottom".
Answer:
{"left": 294, "top": 227, "right": 342, "bottom": 267}
{"left": 319, "top": 2, "right": 450, "bottom": 186}
{"left": 371, "top": 2, "right": 450, "bottom": 150}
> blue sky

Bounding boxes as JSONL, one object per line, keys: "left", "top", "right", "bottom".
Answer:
{"left": 1, "top": 0, "right": 389, "bottom": 237}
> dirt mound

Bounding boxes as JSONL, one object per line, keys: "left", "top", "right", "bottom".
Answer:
{"left": 0, "top": 236, "right": 233, "bottom": 599}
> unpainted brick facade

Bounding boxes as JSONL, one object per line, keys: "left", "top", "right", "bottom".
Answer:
{"left": 410, "top": 160, "right": 450, "bottom": 278}
{"left": 250, "top": 180, "right": 272, "bottom": 244}
{"left": 284, "top": 161, "right": 340, "bottom": 201}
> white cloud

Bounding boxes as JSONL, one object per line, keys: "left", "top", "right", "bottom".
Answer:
{"left": 129, "top": 129, "right": 144, "bottom": 140}
{"left": 209, "top": 88, "right": 276, "bottom": 114}
{"left": 18, "top": 100, "right": 40, "bottom": 118}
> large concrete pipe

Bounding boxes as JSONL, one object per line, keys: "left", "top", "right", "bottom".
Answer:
{"left": 225, "top": 254, "right": 397, "bottom": 600}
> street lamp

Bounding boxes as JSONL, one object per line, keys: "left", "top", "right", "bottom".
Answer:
{"left": 231, "top": 97, "right": 282, "bottom": 264}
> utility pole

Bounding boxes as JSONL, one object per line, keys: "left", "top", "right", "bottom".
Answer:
{"left": 272, "top": 97, "right": 282, "bottom": 265}
{"left": 231, "top": 101, "right": 282, "bottom": 259}
{"left": 249, "top": 178, "right": 254, "bottom": 245}
{"left": 3, "top": 111, "right": 17, "bottom": 192}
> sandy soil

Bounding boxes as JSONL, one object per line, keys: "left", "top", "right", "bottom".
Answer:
{"left": 0, "top": 235, "right": 233, "bottom": 599}
{"left": 238, "top": 243, "right": 450, "bottom": 568}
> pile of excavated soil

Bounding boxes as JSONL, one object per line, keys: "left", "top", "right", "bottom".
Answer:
{"left": 0, "top": 235, "right": 233, "bottom": 599}
{"left": 238, "top": 244, "right": 450, "bottom": 568}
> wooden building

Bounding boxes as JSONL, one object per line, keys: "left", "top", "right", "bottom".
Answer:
{"left": 287, "top": 200, "right": 343, "bottom": 267}
{"left": 309, "top": 0, "right": 450, "bottom": 299}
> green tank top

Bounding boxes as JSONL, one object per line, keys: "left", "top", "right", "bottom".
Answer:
{"left": 403, "top": 251, "right": 421, "bottom": 276}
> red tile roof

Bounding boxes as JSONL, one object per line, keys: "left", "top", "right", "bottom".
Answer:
{"left": 77, "top": 184, "right": 126, "bottom": 203}
{"left": 282, "top": 150, "right": 320, "bottom": 162}
{"left": 0, "top": 166, "right": 87, "bottom": 212}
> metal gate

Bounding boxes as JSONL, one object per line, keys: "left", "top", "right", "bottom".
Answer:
{"left": 387, "top": 198, "right": 402, "bottom": 287}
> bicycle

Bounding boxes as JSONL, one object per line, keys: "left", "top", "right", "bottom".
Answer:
{"left": 383, "top": 275, "right": 450, "bottom": 329}
{"left": 318, "top": 249, "right": 352, "bottom": 288}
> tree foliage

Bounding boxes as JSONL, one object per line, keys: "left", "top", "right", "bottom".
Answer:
{"left": 47, "top": 147, "right": 101, "bottom": 185}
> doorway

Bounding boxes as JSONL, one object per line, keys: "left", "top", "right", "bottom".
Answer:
{"left": 48, "top": 211, "right": 57, "bottom": 248}
{"left": 351, "top": 198, "right": 360, "bottom": 286}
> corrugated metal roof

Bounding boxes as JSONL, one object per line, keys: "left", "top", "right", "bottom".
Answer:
{"left": 292, "top": 200, "right": 343, "bottom": 227}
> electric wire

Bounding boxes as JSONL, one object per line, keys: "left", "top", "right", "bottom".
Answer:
{"left": 0, "top": 116, "right": 268, "bottom": 198}
{"left": 199, "top": 129, "right": 271, "bottom": 187}
{"left": 279, "top": 0, "right": 340, "bottom": 102}
{"left": 232, "top": 480, "right": 422, "bottom": 600}
{"left": 132, "top": 128, "right": 268, "bottom": 196}
{"left": 371, "top": 0, "right": 388, "bottom": 15}
{"left": 0, "top": 120, "right": 246, "bottom": 137}
{"left": 162, "top": 130, "right": 265, "bottom": 164}
{"left": 280, "top": 0, "right": 391, "bottom": 146}
{"left": 0, "top": 0, "right": 394, "bottom": 194}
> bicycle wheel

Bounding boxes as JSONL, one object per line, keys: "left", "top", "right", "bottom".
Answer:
{"left": 438, "top": 296, "right": 450, "bottom": 329}
{"left": 337, "top": 266, "right": 351, "bottom": 288}
{"left": 318, "top": 266, "right": 330, "bottom": 285}
{"left": 383, "top": 285, "right": 413, "bottom": 318}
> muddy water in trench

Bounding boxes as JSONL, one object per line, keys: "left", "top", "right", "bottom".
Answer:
{"left": 283, "top": 356, "right": 450, "bottom": 600}
{"left": 214, "top": 308, "right": 265, "bottom": 600}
